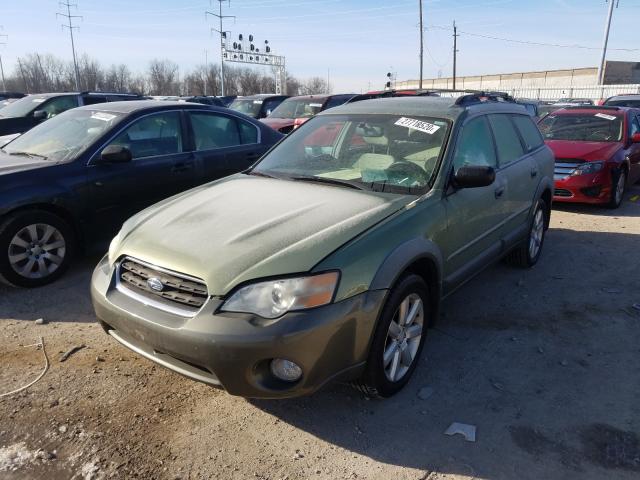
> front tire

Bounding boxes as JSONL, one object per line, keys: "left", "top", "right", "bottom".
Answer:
{"left": 505, "top": 199, "right": 547, "bottom": 268}
{"left": 355, "top": 274, "right": 430, "bottom": 398}
{"left": 0, "top": 211, "right": 75, "bottom": 288}
{"left": 608, "top": 168, "right": 626, "bottom": 209}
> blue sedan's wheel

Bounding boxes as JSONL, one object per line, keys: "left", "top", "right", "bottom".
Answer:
{"left": 0, "top": 211, "right": 75, "bottom": 288}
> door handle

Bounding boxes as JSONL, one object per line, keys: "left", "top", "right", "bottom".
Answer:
{"left": 172, "top": 162, "right": 193, "bottom": 173}
{"left": 494, "top": 186, "right": 505, "bottom": 199}
{"left": 530, "top": 168, "right": 538, "bottom": 178}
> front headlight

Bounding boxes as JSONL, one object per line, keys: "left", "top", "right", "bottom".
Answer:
{"left": 221, "top": 272, "right": 339, "bottom": 319}
{"left": 572, "top": 161, "right": 605, "bottom": 176}
{"left": 107, "top": 231, "right": 122, "bottom": 265}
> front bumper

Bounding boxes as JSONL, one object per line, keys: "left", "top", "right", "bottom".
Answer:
{"left": 554, "top": 170, "right": 612, "bottom": 204}
{"left": 91, "top": 255, "right": 387, "bottom": 398}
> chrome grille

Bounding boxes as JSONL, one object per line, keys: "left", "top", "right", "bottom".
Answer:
{"left": 554, "top": 158, "right": 584, "bottom": 180}
{"left": 117, "top": 257, "right": 208, "bottom": 315}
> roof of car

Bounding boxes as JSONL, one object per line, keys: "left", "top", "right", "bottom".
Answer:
{"left": 75, "top": 100, "right": 210, "bottom": 114}
{"left": 548, "top": 106, "right": 633, "bottom": 115}
{"left": 285, "top": 94, "right": 330, "bottom": 102}
{"left": 607, "top": 94, "right": 640, "bottom": 100}
{"left": 237, "top": 94, "right": 287, "bottom": 100}
{"left": 319, "top": 96, "right": 526, "bottom": 120}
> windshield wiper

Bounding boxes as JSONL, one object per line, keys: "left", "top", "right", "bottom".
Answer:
{"left": 289, "top": 175, "right": 367, "bottom": 190}
{"left": 6, "top": 151, "right": 48, "bottom": 160}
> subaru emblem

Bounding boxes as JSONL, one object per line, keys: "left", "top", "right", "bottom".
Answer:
{"left": 147, "top": 277, "right": 164, "bottom": 292}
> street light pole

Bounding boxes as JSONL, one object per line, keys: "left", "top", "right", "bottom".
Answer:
{"left": 0, "top": 27, "right": 6, "bottom": 91}
{"left": 596, "top": 0, "right": 617, "bottom": 86}
{"left": 418, "top": 0, "right": 423, "bottom": 89}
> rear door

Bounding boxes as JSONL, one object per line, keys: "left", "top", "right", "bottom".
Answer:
{"left": 87, "top": 110, "right": 195, "bottom": 240}
{"left": 443, "top": 115, "right": 508, "bottom": 290}
{"left": 487, "top": 113, "right": 539, "bottom": 237}
{"left": 186, "top": 110, "right": 268, "bottom": 183}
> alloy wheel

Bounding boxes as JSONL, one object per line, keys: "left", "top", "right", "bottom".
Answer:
{"left": 528, "top": 208, "right": 544, "bottom": 260}
{"left": 8, "top": 223, "right": 66, "bottom": 279}
{"left": 383, "top": 293, "right": 424, "bottom": 382}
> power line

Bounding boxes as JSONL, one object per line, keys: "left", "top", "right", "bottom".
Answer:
{"left": 426, "top": 24, "right": 639, "bottom": 52}
{"left": 57, "top": 1, "right": 82, "bottom": 91}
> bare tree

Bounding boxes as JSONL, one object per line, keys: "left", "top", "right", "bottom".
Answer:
{"left": 147, "top": 59, "right": 180, "bottom": 96}
{"left": 300, "top": 77, "right": 329, "bottom": 95}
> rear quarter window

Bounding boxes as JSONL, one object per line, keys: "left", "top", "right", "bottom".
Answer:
{"left": 512, "top": 114, "right": 544, "bottom": 151}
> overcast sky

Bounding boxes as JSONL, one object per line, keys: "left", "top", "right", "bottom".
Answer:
{"left": 1, "top": 0, "right": 639, "bottom": 92}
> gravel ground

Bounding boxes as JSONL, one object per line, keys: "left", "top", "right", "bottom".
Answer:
{"left": 1, "top": 184, "right": 639, "bottom": 480}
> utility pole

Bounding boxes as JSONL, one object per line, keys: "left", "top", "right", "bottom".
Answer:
{"left": 204, "top": 49, "right": 208, "bottom": 96}
{"left": 597, "top": 0, "right": 618, "bottom": 86}
{"left": 0, "top": 26, "right": 6, "bottom": 91}
{"left": 418, "top": 0, "right": 424, "bottom": 89}
{"left": 326, "top": 68, "right": 330, "bottom": 94}
{"left": 206, "top": 0, "right": 235, "bottom": 97}
{"left": 452, "top": 20, "right": 459, "bottom": 90}
{"left": 57, "top": 1, "right": 82, "bottom": 91}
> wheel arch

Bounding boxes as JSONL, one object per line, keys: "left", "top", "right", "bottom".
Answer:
{"left": 0, "top": 203, "right": 81, "bottom": 246}
{"left": 369, "top": 238, "right": 443, "bottom": 326}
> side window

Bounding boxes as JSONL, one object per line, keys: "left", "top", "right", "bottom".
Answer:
{"left": 109, "top": 111, "right": 183, "bottom": 159}
{"left": 238, "top": 119, "right": 259, "bottom": 144}
{"left": 262, "top": 98, "right": 281, "bottom": 116}
{"left": 190, "top": 112, "right": 241, "bottom": 150}
{"left": 452, "top": 117, "right": 497, "bottom": 171}
{"left": 487, "top": 114, "right": 525, "bottom": 166}
{"left": 41, "top": 96, "right": 78, "bottom": 118}
{"left": 512, "top": 114, "right": 544, "bottom": 151}
{"left": 629, "top": 114, "right": 640, "bottom": 137}
{"left": 82, "top": 95, "right": 108, "bottom": 106}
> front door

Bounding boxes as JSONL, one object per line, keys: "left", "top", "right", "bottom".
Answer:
{"left": 443, "top": 116, "right": 507, "bottom": 292}
{"left": 87, "top": 110, "right": 195, "bottom": 242}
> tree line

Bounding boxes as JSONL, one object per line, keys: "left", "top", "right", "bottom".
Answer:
{"left": 2, "top": 53, "right": 331, "bottom": 97}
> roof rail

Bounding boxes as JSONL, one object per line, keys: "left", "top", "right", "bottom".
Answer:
{"left": 453, "top": 90, "right": 515, "bottom": 106}
{"left": 80, "top": 91, "right": 142, "bottom": 96}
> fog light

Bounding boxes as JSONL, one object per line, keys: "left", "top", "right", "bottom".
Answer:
{"left": 270, "top": 358, "right": 302, "bottom": 382}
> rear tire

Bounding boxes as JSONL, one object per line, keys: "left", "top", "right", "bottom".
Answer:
{"left": 607, "top": 168, "right": 626, "bottom": 209}
{"left": 505, "top": 199, "right": 547, "bottom": 268}
{"left": 0, "top": 210, "right": 75, "bottom": 288}
{"left": 354, "top": 274, "right": 430, "bottom": 398}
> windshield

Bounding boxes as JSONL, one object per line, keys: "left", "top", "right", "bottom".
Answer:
{"left": 605, "top": 99, "right": 640, "bottom": 108}
{"left": 538, "top": 112, "right": 623, "bottom": 142}
{"left": 2, "top": 109, "right": 125, "bottom": 162}
{"left": 253, "top": 113, "right": 450, "bottom": 194}
{"left": 268, "top": 98, "right": 326, "bottom": 119}
{"left": 229, "top": 99, "right": 262, "bottom": 117}
{"left": 0, "top": 95, "right": 47, "bottom": 118}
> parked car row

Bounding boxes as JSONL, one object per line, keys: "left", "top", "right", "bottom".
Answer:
{"left": 1, "top": 86, "right": 637, "bottom": 400}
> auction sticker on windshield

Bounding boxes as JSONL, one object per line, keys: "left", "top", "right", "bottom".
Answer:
{"left": 91, "top": 112, "right": 117, "bottom": 122}
{"left": 595, "top": 113, "right": 617, "bottom": 121}
{"left": 395, "top": 117, "right": 441, "bottom": 134}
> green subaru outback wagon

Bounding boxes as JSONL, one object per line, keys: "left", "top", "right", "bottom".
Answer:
{"left": 91, "top": 94, "right": 554, "bottom": 399}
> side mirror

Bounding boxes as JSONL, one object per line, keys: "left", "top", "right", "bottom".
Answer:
{"left": 265, "top": 109, "right": 272, "bottom": 117}
{"left": 100, "top": 145, "right": 132, "bottom": 163}
{"left": 33, "top": 110, "right": 48, "bottom": 121}
{"left": 453, "top": 165, "right": 496, "bottom": 189}
{"left": 632, "top": 133, "right": 640, "bottom": 143}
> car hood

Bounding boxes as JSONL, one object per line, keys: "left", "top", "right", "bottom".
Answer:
{"left": 545, "top": 140, "right": 621, "bottom": 161}
{"left": 115, "top": 174, "right": 412, "bottom": 295}
{"left": 260, "top": 117, "right": 295, "bottom": 130}
{"left": 0, "top": 150, "right": 51, "bottom": 175}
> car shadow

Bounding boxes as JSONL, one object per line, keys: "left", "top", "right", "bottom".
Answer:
{"left": 0, "top": 252, "right": 103, "bottom": 323}
{"left": 249, "top": 226, "right": 640, "bottom": 479}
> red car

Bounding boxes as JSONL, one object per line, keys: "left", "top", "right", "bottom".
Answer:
{"left": 538, "top": 106, "right": 640, "bottom": 208}
{"left": 260, "top": 94, "right": 356, "bottom": 134}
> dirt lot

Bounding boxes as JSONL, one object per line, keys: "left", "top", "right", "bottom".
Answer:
{"left": 1, "top": 185, "right": 639, "bottom": 480}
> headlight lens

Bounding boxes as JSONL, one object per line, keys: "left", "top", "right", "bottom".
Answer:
{"left": 107, "top": 231, "right": 122, "bottom": 265}
{"left": 572, "top": 161, "right": 605, "bottom": 176}
{"left": 221, "top": 272, "right": 339, "bottom": 319}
